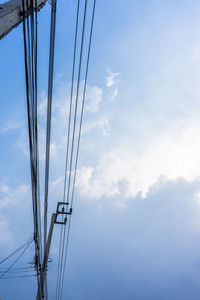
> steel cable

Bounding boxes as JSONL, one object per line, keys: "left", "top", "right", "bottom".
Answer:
{"left": 0, "top": 236, "right": 33, "bottom": 265}
{"left": 22, "top": 0, "right": 42, "bottom": 297}
{"left": 59, "top": 2, "right": 96, "bottom": 299}
{"left": 55, "top": 1, "right": 80, "bottom": 299}
{"left": 0, "top": 238, "right": 34, "bottom": 279}
{"left": 44, "top": 0, "right": 57, "bottom": 253}
{"left": 56, "top": 2, "right": 88, "bottom": 299}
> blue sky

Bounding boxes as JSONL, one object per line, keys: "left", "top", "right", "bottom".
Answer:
{"left": 1, "top": 0, "right": 200, "bottom": 299}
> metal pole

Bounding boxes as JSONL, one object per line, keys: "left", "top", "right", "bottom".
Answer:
{"left": 0, "top": 0, "right": 47, "bottom": 39}
{"left": 37, "top": 213, "right": 56, "bottom": 300}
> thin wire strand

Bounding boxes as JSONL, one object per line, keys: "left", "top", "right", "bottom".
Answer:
{"left": 0, "top": 267, "right": 34, "bottom": 270}
{"left": 71, "top": 0, "right": 96, "bottom": 210}
{"left": 57, "top": 2, "right": 88, "bottom": 299}
{"left": 22, "top": 0, "right": 42, "bottom": 296}
{"left": 0, "top": 239, "right": 33, "bottom": 279}
{"left": 44, "top": 0, "right": 57, "bottom": 252}
{"left": 1, "top": 274, "right": 37, "bottom": 279}
{"left": 55, "top": 1, "right": 80, "bottom": 299}
{"left": 59, "top": 2, "right": 96, "bottom": 299}
{"left": 0, "top": 269, "right": 35, "bottom": 274}
{"left": 0, "top": 236, "right": 33, "bottom": 265}
{"left": 43, "top": 2, "right": 57, "bottom": 300}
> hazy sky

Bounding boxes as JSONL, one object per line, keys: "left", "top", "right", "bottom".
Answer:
{"left": 1, "top": 0, "right": 200, "bottom": 299}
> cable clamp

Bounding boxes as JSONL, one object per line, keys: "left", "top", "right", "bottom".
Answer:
{"left": 54, "top": 202, "right": 72, "bottom": 225}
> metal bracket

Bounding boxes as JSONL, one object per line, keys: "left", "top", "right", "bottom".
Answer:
{"left": 55, "top": 202, "right": 72, "bottom": 225}
{"left": 37, "top": 201, "right": 73, "bottom": 299}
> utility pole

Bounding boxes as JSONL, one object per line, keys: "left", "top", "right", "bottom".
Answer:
{"left": 0, "top": 0, "right": 47, "bottom": 39}
{"left": 0, "top": 2, "right": 73, "bottom": 299}
{"left": 37, "top": 202, "right": 72, "bottom": 300}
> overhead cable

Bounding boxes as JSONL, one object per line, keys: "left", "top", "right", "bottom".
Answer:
{"left": 0, "top": 238, "right": 33, "bottom": 279}
{"left": 59, "top": 2, "right": 96, "bottom": 299}
{"left": 1, "top": 274, "right": 37, "bottom": 279}
{"left": 22, "top": 0, "right": 42, "bottom": 297}
{"left": 56, "top": 1, "right": 97, "bottom": 299}
{"left": 0, "top": 236, "right": 33, "bottom": 265}
{"left": 56, "top": 2, "right": 88, "bottom": 299}
{"left": 55, "top": 1, "right": 80, "bottom": 298}
{"left": 44, "top": 0, "right": 57, "bottom": 253}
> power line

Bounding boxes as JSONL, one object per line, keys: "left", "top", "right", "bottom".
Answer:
{"left": 55, "top": 1, "right": 80, "bottom": 298}
{"left": 0, "top": 269, "right": 35, "bottom": 274}
{"left": 20, "top": 1, "right": 97, "bottom": 299}
{"left": 59, "top": 2, "right": 96, "bottom": 299}
{"left": 56, "top": 2, "right": 88, "bottom": 299}
{"left": 1, "top": 274, "right": 37, "bottom": 279}
{"left": 43, "top": 1, "right": 57, "bottom": 298}
{"left": 71, "top": 0, "right": 96, "bottom": 211}
{"left": 56, "top": 1, "right": 97, "bottom": 299}
{"left": 0, "top": 267, "right": 34, "bottom": 270}
{"left": 22, "top": 0, "right": 42, "bottom": 297}
{"left": 0, "top": 238, "right": 33, "bottom": 279}
{"left": 44, "top": 0, "right": 57, "bottom": 253}
{"left": 65, "top": 0, "right": 88, "bottom": 220}
{"left": 0, "top": 236, "right": 33, "bottom": 265}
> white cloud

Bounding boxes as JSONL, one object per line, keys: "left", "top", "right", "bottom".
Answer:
{"left": 100, "top": 120, "right": 111, "bottom": 136}
{"left": 38, "top": 90, "right": 47, "bottom": 117}
{"left": 76, "top": 120, "right": 200, "bottom": 202}
{"left": 16, "top": 129, "right": 29, "bottom": 156}
{"left": 0, "top": 184, "right": 30, "bottom": 209}
{"left": 0, "top": 219, "right": 12, "bottom": 245}
{"left": 110, "top": 88, "right": 118, "bottom": 101}
{"left": 85, "top": 85, "right": 103, "bottom": 113}
{"left": 68, "top": 177, "right": 200, "bottom": 299}
{"left": 82, "top": 117, "right": 111, "bottom": 136}
{"left": 15, "top": 80, "right": 108, "bottom": 167}
{"left": 0, "top": 121, "right": 24, "bottom": 134}
{"left": 105, "top": 69, "right": 120, "bottom": 87}
{"left": 50, "top": 176, "right": 63, "bottom": 190}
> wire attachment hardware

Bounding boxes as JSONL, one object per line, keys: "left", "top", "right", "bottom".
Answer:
{"left": 55, "top": 202, "right": 72, "bottom": 225}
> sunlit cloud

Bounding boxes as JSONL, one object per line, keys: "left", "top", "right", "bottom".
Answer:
{"left": 105, "top": 69, "right": 120, "bottom": 88}
{"left": 76, "top": 119, "right": 200, "bottom": 202}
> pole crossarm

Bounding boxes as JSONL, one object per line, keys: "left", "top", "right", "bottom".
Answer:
{"left": 37, "top": 205, "right": 72, "bottom": 299}
{"left": 0, "top": 0, "right": 47, "bottom": 40}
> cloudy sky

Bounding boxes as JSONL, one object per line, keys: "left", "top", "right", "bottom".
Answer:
{"left": 1, "top": 0, "right": 200, "bottom": 299}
